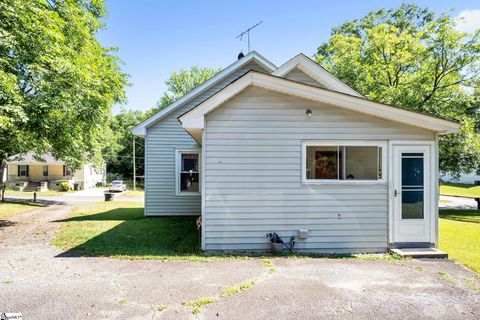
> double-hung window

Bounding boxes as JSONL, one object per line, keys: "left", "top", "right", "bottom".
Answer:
{"left": 175, "top": 150, "right": 200, "bottom": 195}
{"left": 18, "top": 165, "right": 28, "bottom": 177}
{"left": 303, "top": 141, "right": 386, "bottom": 183}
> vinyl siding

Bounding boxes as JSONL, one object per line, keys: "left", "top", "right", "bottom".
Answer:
{"left": 144, "top": 61, "right": 269, "bottom": 216}
{"left": 284, "top": 68, "right": 324, "bottom": 88}
{"left": 203, "top": 86, "right": 434, "bottom": 252}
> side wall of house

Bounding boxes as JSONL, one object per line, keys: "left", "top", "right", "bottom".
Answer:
{"left": 144, "top": 61, "right": 270, "bottom": 216}
{"left": 203, "top": 86, "right": 435, "bottom": 252}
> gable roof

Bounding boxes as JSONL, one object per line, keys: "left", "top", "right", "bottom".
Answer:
{"left": 7, "top": 152, "right": 65, "bottom": 165}
{"left": 179, "top": 71, "right": 460, "bottom": 142}
{"left": 131, "top": 51, "right": 277, "bottom": 136}
{"left": 272, "top": 53, "right": 362, "bottom": 97}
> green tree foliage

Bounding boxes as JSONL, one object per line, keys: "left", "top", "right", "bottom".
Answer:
{"left": 315, "top": 3, "right": 480, "bottom": 175}
{"left": 0, "top": 0, "right": 128, "bottom": 193}
{"left": 147, "top": 66, "right": 220, "bottom": 117}
{"left": 104, "top": 109, "right": 145, "bottom": 180}
{"left": 107, "top": 67, "right": 219, "bottom": 180}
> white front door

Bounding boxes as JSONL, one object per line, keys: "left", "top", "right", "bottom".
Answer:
{"left": 392, "top": 145, "right": 432, "bottom": 243}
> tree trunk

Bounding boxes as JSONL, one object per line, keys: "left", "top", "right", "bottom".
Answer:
{"left": 0, "top": 157, "right": 7, "bottom": 202}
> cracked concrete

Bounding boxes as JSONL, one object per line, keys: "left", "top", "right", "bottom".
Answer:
{"left": 0, "top": 198, "right": 479, "bottom": 319}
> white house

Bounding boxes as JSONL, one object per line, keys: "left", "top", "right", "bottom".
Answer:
{"left": 6, "top": 153, "right": 106, "bottom": 191}
{"left": 441, "top": 170, "right": 480, "bottom": 185}
{"left": 132, "top": 52, "right": 459, "bottom": 253}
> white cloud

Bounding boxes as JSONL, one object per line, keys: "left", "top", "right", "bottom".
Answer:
{"left": 455, "top": 9, "right": 480, "bottom": 34}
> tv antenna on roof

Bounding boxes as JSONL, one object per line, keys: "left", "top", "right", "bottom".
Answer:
{"left": 236, "top": 21, "right": 263, "bottom": 53}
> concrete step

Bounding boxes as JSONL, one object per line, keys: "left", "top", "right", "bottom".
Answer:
{"left": 390, "top": 248, "right": 448, "bottom": 259}
{"left": 22, "top": 182, "right": 41, "bottom": 192}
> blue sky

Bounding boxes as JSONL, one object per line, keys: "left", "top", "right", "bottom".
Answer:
{"left": 97, "top": 0, "right": 480, "bottom": 112}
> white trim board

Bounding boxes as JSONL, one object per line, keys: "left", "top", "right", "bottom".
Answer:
{"left": 272, "top": 53, "right": 362, "bottom": 97}
{"left": 387, "top": 140, "right": 436, "bottom": 245}
{"left": 179, "top": 71, "right": 460, "bottom": 143}
{"left": 174, "top": 148, "right": 202, "bottom": 197}
{"left": 131, "top": 51, "right": 276, "bottom": 136}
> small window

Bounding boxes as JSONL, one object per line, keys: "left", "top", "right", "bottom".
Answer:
{"left": 304, "top": 142, "right": 384, "bottom": 182}
{"left": 42, "top": 165, "right": 48, "bottom": 177}
{"left": 176, "top": 150, "right": 200, "bottom": 195}
{"left": 18, "top": 165, "right": 28, "bottom": 177}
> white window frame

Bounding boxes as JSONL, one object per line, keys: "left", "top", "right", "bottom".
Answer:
{"left": 302, "top": 140, "right": 387, "bottom": 185}
{"left": 175, "top": 148, "right": 201, "bottom": 196}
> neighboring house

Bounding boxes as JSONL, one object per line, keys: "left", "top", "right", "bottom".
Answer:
{"left": 6, "top": 153, "right": 106, "bottom": 191}
{"left": 132, "top": 51, "right": 459, "bottom": 253}
{"left": 441, "top": 170, "right": 480, "bottom": 185}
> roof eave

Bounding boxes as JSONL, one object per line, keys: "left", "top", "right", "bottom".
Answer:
{"left": 179, "top": 71, "right": 460, "bottom": 135}
{"left": 131, "top": 51, "right": 277, "bottom": 136}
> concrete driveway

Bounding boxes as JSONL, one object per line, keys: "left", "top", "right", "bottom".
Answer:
{"left": 0, "top": 199, "right": 479, "bottom": 319}
{"left": 440, "top": 195, "right": 478, "bottom": 210}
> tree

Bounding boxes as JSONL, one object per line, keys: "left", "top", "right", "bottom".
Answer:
{"left": 146, "top": 66, "right": 220, "bottom": 117}
{"left": 104, "top": 67, "right": 219, "bottom": 182}
{"left": 0, "top": 0, "right": 128, "bottom": 198}
{"left": 103, "top": 109, "right": 145, "bottom": 181}
{"left": 315, "top": 3, "right": 480, "bottom": 176}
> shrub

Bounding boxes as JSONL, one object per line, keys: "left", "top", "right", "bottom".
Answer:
{"left": 59, "top": 182, "right": 70, "bottom": 192}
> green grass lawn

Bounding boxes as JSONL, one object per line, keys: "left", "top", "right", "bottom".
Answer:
{"left": 52, "top": 202, "right": 480, "bottom": 272}
{"left": 52, "top": 201, "right": 201, "bottom": 260}
{"left": 439, "top": 209, "right": 480, "bottom": 274}
{"left": 0, "top": 201, "right": 46, "bottom": 219}
{"left": 440, "top": 183, "right": 480, "bottom": 198}
{"left": 121, "top": 190, "right": 145, "bottom": 197}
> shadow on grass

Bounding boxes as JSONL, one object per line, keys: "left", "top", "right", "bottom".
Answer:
{"left": 440, "top": 209, "right": 480, "bottom": 224}
{"left": 55, "top": 208, "right": 201, "bottom": 258}
{"left": 55, "top": 207, "right": 146, "bottom": 222}
{"left": 53, "top": 207, "right": 399, "bottom": 261}
{"left": 4, "top": 198, "right": 63, "bottom": 205}
{"left": 2, "top": 199, "right": 49, "bottom": 207}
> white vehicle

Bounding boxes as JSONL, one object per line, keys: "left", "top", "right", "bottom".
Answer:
{"left": 109, "top": 180, "right": 127, "bottom": 192}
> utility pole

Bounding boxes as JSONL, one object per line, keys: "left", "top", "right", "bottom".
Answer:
{"left": 133, "top": 137, "right": 136, "bottom": 191}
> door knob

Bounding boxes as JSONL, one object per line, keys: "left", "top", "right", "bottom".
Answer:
{"left": 394, "top": 189, "right": 399, "bottom": 197}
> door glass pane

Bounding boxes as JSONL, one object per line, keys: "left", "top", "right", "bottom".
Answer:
{"left": 401, "top": 154, "right": 424, "bottom": 219}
